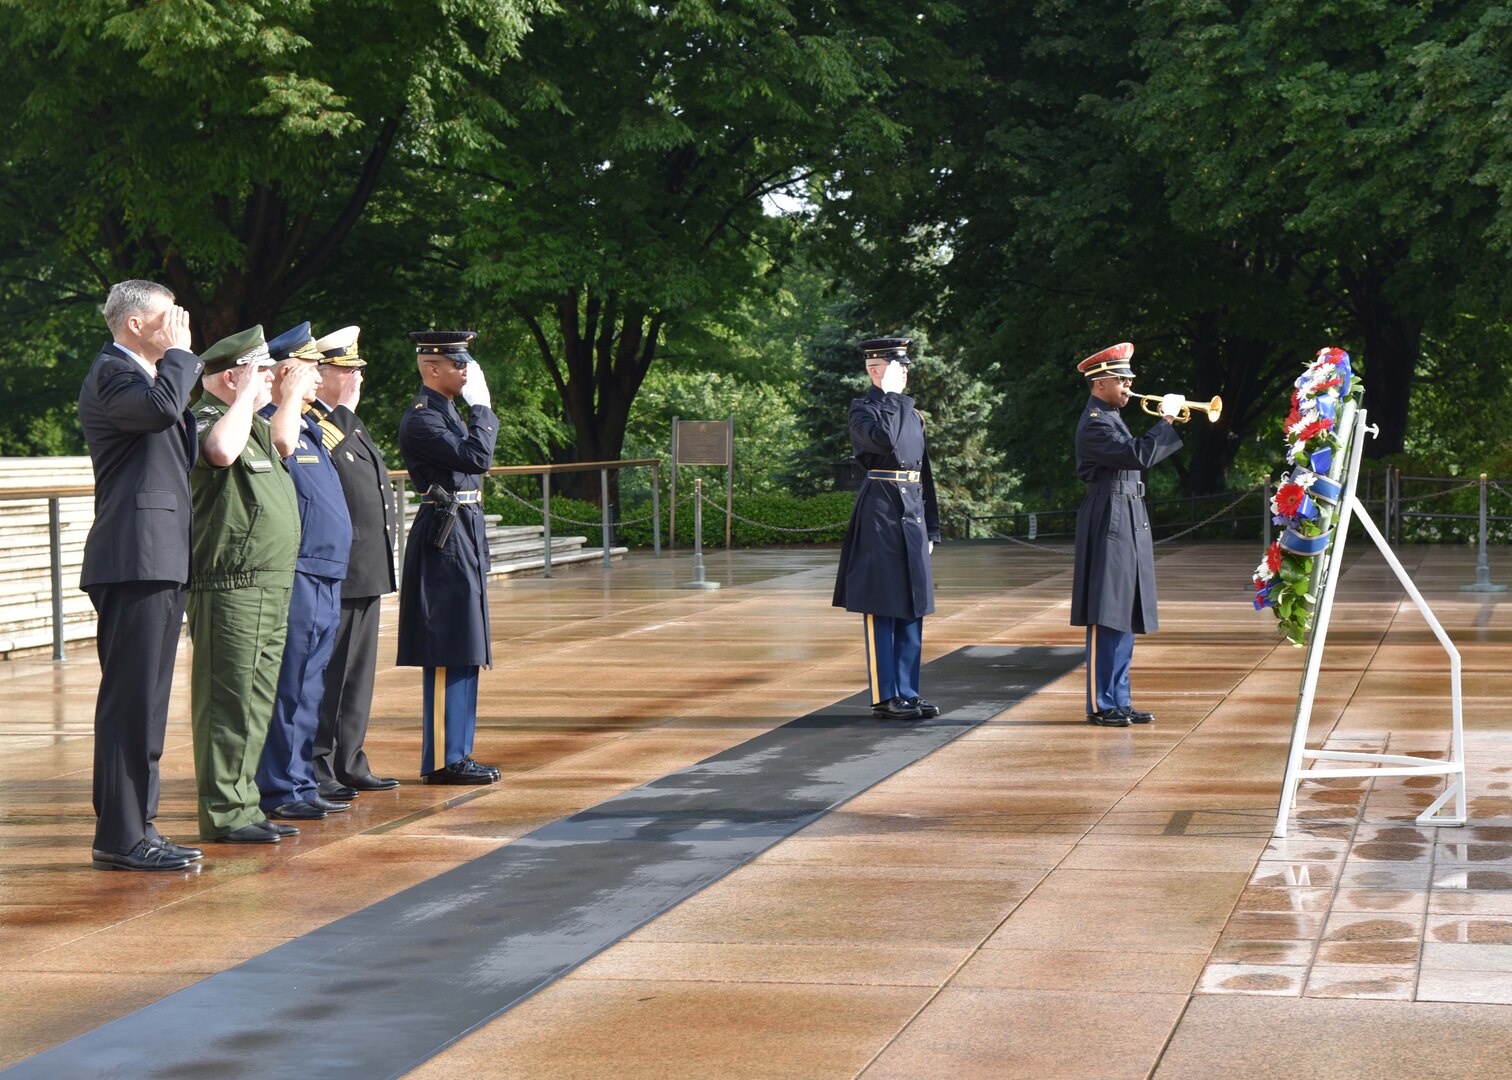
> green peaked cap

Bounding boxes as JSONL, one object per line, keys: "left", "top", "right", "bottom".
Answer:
{"left": 202, "top": 325, "right": 272, "bottom": 375}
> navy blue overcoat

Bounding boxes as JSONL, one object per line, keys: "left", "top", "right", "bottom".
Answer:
{"left": 1070, "top": 398, "right": 1182, "bottom": 634}
{"left": 833, "top": 386, "right": 940, "bottom": 620}
{"left": 395, "top": 386, "right": 498, "bottom": 668}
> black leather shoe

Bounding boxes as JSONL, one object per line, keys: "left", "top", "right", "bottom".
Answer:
{"left": 146, "top": 828, "right": 204, "bottom": 861}
{"left": 92, "top": 839, "right": 194, "bottom": 871}
{"left": 461, "top": 755, "right": 501, "bottom": 780}
{"left": 907, "top": 697, "right": 941, "bottom": 719}
{"left": 317, "top": 779, "right": 359, "bottom": 800}
{"left": 1087, "top": 708, "right": 1133, "bottom": 728}
{"left": 214, "top": 823, "right": 281, "bottom": 844}
{"left": 1125, "top": 707, "right": 1155, "bottom": 724}
{"left": 872, "top": 697, "right": 924, "bottom": 720}
{"left": 255, "top": 819, "right": 300, "bottom": 837}
{"left": 308, "top": 796, "right": 351, "bottom": 813}
{"left": 422, "top": 760, "right": 495, "bottom": 785}
{"left": 345, "top": 773, "right": 400, "bottom": 791}
{"left": 269, "top": 802, "right": 327, "bottom": 820}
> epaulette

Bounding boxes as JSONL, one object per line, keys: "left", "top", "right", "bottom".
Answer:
{"left": 318, "top": 418, "right": 345, "bottom": 452}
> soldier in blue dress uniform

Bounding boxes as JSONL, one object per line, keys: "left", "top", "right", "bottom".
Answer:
{"left": 255, "top": 322, "right": 354, "bottom": 818}
{"left": 396, "top": 330, "right": 501, "bottom": 784}
{"left": 833, "top": 337, "right": 941, "bottom": 721}
{"left": 1070, "top": 342, "right": 1184, "bottom": 727}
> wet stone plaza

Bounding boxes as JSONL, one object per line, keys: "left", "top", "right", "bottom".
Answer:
{"left": 2, "top": 541, "right": 1511, "bottom": 1078}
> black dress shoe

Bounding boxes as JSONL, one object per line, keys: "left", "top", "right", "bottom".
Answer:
{"left": 907, "top": 697, "right": 941, "bottom": 719}
{"left": 461, "top": 755, "right": 501, "bottom": 780}
{"left": 317, "top": 779, "right": 359, "bottom": 800}
{"left": 308, "top": 796, "right": 351, "bottom": 813}
{"left": 872, "top": 697, "right": 924, "bottom": 720}
{"left": 214, "top": 823, "right": 281, "bottom": 844}
{"left": 344, "top": 773, "right": 400, "bottom": 791}
{"left": 1087, "top": 707, "right": 1133, "bottom": 728}
{"left": 146, "top": 828, "right": 204, "bottom": 861}
{"left": 269, "top": 802, "right": 327, "bottom": 820}
{"left": 422, "top": 760, "right": 496, "bottom": 785}
{"left": 1125, "top": 707, "right": 1155, "bottom": 724}
{"left": 255, "top": 818, "right": 300, "bottom": 837}
{"left": 92, "top": 839, "right": 194, "bottom": 871}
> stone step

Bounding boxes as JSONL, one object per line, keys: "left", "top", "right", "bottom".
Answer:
{"left": 489, "top": 535, "right": 588, "bottom": 560}
{"left": 488, "top": 546, "right": 627, "bottom": 577}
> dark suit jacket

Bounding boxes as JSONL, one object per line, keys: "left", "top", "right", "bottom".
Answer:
{"left": 78, "top": 343, "right": 203, "bottom": 589}
{"left": 312, "top": 401, "right": 397, "bottom": 599}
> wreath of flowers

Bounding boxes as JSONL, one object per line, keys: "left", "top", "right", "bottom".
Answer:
{"left": 1252, "top": 347, "right": 1363, "bottom": 645}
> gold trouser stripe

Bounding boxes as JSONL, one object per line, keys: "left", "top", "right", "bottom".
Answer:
{"left": 432, "top": 666, "right": 447, "bottom": 772}
{"left": 1089, "top": 626, "right": 1099, "bottom": 711}
{"left": 865, "top": 614, "right": 881, "bottom": 704}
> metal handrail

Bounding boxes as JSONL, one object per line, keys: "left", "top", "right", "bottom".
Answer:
{"left": 0, "top": 458, "right": 662, "bottom": 662}
{"left": 387, "top": 458, "right": 662, "bottom": 580}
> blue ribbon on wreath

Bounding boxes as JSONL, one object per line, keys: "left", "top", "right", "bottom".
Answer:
{"left": 1309, "top": 446, "right": 1333, "bottom": 475}
{"left": 1253, "top": 580, "right": 1280, "bottom": 610}
{"left": 1280, "top": 526, "right": 1332, "bottom": 557}
{"left": 1309, "top": 474, "right": 1342, "bottom": 506}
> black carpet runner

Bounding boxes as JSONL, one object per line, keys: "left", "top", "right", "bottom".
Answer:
{"left": 5, "top": 644, "right": 1080, "bottom": 1079}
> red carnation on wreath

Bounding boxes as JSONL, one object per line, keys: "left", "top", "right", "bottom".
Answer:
{"left": 1273, "top": 483, "right": 1306, "bottom": 518}
{"left": 1297, "top": 418, "right": 1332, "bottom": 443}
{"left": 1265, "top": 540, "right": 1282, "bottom": 575}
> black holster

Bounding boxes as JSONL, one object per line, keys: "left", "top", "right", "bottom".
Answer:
{"left": 426, "top": 484, "right": 459, "bottom": 549}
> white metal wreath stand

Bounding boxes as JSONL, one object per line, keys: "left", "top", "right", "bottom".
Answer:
{"left": 1272, "top": 403, "right": 1466, "bottom": 838}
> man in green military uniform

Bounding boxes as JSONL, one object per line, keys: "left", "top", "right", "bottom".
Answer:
{"left": 187, "top": 325, "right": 311, "bottom": 843}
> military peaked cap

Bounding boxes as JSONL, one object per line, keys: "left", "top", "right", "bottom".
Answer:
{"left": 315, "top": 325, "right": 364, "bottom": 368}
{"left": 201, "top": 325, "right": 273, "bottom": 375}
{"left": 267, "top": 321, "right": 323, "bottom": 363}
{"left": 859, "top": 337, "right": 912, "bottom": 364}
{"left": 1077, "top": 342, "right": 1136, "bottom": 380}
{"left": 411, "top": 329, "right": 477, "bottom": 364}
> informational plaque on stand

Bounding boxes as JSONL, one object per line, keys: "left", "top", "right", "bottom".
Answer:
{"left": 669, "top": 417, "right": 733, "bottom": 548}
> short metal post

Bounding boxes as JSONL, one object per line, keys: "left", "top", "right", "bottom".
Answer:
{"left": 1262, "top": 475, "right": 1271, "bottom": 549}
{"left": 49, "top": 497, "right": 64, "bottom": 662}
{"left": 680, "top": 478, "right": 720, "bottom": 590}
{"left": 541, "top": 472, "right": 553, "bottom": 579}
{"left": 651, "top": 462, "right": 662, "bottom": 557}
{"left": 600, "top": 468, "right": 611, "bottom": 569}
{"left": 1461, "top": 473, "right": 1506, "bottom": 592}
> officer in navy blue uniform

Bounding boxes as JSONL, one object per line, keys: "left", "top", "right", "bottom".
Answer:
{"left": 396, "top": 330, "right": 501, "bottom": 784}
{"left": 1071, "top": 342, "right": 1184, "bottom": 727}
{"left": 255, "top": 323, "right": 354, "bottom": 818}
{"left": 833, "top": 337, "right": 941, "bottom": 721}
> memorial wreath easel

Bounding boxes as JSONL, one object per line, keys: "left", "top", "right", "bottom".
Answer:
{"left": 1262, "top": 363, "right": 1466, "bottom": 839}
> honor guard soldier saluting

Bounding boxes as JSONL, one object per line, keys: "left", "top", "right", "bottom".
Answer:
{"left": 833, "top": 337, "right": 942, "bottom": 721}
{"left": 187, "top": 326, "right": 302, "bottom": 843}
{"left": 309, "top": 326, "right": 401, "bottom": 796}
{"left": 79, "top": 280, "right": 205, "bottom": 870}
{"left": 255, "top": 323, "right": 353, "bottom": 822}
{"left": 1071, "top": 343, "right": 1183, "bottom": 727}
{"left": 396, "top": 330, "right": 502, "bottom": 784}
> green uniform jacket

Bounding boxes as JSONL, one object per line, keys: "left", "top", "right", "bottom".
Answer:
{"left": 189, "top": 396, "right": 301, "bottom": 591}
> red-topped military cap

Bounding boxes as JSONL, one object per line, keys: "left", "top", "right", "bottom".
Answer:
{"left": 1077, "top": 342, "right": 1135, "bottom": 380}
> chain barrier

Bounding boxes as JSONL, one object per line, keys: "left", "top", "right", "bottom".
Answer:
{"left": 1395, "top": 479, "right": 1482, "bottom": 506}
{"left": 696, "top": 488, "right": 850, "bottom": 533}
{"left": 491, "top": 483, "right": 662, "bottom": 529}
{"left": 1487, "top": 480, "right": 1512, "bottom": 503}
{"left": 985, "top": 532, "right": 1078, "bottom": 555}
{"left": 1154, "top": 485, "right": 1266, "bottom": 545}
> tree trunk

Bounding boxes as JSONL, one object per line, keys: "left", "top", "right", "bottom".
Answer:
{"left": 1343, "top": 255, "right": 1420, "bottom": 458}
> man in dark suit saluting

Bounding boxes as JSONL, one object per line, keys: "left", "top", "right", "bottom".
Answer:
{"left": 78, "top": 280, "right": 205, "bottom": 871}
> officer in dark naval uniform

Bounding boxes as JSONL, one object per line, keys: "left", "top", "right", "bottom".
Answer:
{"left": 255, "top": 322, "right": 354, "bottom": 820}
{"left": 309, "top": 325, "right": 400, "bottom": 796}
{"left": 396, "top": 330, "right": 501, "bottom": 784}
{"left": 1071, "top": 343, "right": 1184, "bottom": 727}
{"left": 833, "top": 336, "right": 941, "bottom": 721}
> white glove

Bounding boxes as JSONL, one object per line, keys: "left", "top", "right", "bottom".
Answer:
{"left": 460, "top": 364, "right": 492, "bottom": 410}
{"left": 880, "top": 360, "right": 907, "bottom": 395}
{"left": 928, "top": 541, "right": 935, "bottom": 555}
{"left": 1160, "top": 393, "right": 1184, "bottom": 420}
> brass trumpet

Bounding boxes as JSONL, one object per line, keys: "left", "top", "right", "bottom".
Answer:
{"left": 1138, "top": 393, "right": 1223, "bottom": 424}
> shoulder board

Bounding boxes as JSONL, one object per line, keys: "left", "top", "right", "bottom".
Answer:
{"left": 318, "top": 418, "right": 345, "bottom": 452}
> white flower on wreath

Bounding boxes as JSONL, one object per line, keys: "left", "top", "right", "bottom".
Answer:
{"left": 1254, "top": 558, "right": 1276, "bottom": 583}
